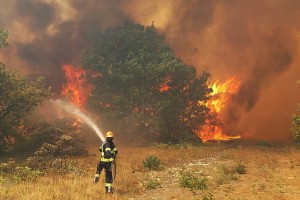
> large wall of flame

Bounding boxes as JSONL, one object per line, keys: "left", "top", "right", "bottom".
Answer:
{"left": 0, "top": 0, "right": 300, "bottom": 141}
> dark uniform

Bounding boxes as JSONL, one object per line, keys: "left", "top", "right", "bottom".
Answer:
{"left": 94, "top": 134, "right": 117, "bottom": 193}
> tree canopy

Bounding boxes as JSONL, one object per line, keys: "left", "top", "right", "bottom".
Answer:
{"left": 83, "top": 22, "right": 212, "bottom": 143}
{"left": 0, "top": 29, "right": 52, "bottom": 154}
{"left": 0, "top": 28, "right": 8, "bottom": 48}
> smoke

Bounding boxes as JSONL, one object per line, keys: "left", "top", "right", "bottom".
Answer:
{"left": 0, "top": 0, "right": 300, "bottom": 140}
{"left": 124, "top": 0, "right": 300, "bottom": 141}
{"left": 0, "top": 0, "right": 128, "bottom": 93}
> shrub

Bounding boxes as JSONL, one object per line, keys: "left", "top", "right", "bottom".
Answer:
{"left": 9, "top": 118, "right": 88, "bottom": 156}
{"left": 26, "top": 156, "right": 85, "bottom": 175}
{"left": 179, "top": 171, "right": 207, "bottom": 190}
{"left": 291, "top": 105, "right": 300, "bottom": 143}
{"left": 215, "top": 165, "right": 237, "bottom": 185}
{"left": 12, "top": 167, "right": 42, "bottom": 182}
{"left": 203, "top": 193, "right": 214, "bottom": 200}
{"left": 0, "top": 162, "right": 13, "bottom": 174}
{"left": 143, "top": 156, "right": 161, "bottom": 170}
{"left": 145, "top": 179, "right": 161, "bottom": 190}
{"left": 0, "top": 161, "right": 42, "bottom": 183}
{"left": 235, "top": 164, "right": 246, "bottom": 174}
{"left": 50, "top": 158, "right": 85, "bottom": 175}
{"left": 18, "top": 118, "right": 88, "bottom": 175}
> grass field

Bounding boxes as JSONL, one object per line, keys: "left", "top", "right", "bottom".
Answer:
{"left": 1, "top": 141, "right": 300, "bottom": 200}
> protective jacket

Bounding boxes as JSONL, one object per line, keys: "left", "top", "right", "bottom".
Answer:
{"left": 100, "top": 140, "right": 118, "bottom": 162}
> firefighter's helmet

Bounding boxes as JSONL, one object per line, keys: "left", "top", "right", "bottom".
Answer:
{"left": 106, "top": 131, "right": 114, "bottom": 138}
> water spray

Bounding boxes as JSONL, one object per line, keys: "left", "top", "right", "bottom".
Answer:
{"left": 52, "top": 99, "right": 106, "bottom": 142}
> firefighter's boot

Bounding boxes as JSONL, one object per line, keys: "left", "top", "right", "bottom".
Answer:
{"left": 105, "top": 186, "right": 113, "bottom": 194}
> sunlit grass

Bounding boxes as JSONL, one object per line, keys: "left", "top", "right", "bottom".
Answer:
{"left": 1, "top": 143, "right": 300, "bottom": 200}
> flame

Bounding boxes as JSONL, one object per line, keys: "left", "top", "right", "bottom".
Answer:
{"left": 61, "top": 64, "right": 92, "bottom": 107}
{"left": 198, "top": 78, "right": 241, "bottom": 142}
{"left": 159, "top": 76, "right": 171, "bottom": 92}
{"left": 159, "top": 85, "right": 169, "bottom": 92}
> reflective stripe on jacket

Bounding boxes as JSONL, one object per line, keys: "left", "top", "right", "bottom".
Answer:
{"left": 100, "top": 141, "right": 118, "bottom": 162}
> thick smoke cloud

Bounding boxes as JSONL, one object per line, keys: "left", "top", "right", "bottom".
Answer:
{"left": 0, "top": 0, "right": 128, "bottom": 92}
{"left": 123, "top": 0, "right": 300, "bottom": 140}
{"left": 0, "top": 0, "right": 300, "bottom": 140}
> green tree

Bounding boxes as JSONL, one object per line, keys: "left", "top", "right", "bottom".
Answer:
{"left": 0, "top": 65, "right": 52, "bottom": 153}
{"left": 83, "top": 21, "right": 212, "bottom": 142}
{"left": 0, "top": 28, "right": 8, "bottom": 48}
{"left": 0, "top": 29, "right": 52, "bottom": 154}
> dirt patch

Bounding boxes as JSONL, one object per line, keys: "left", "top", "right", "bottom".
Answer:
{"left": 131, "top": 145, "right": 300, "bottom": 200}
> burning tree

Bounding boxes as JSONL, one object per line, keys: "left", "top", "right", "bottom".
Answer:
{"left": 0, "top": 65, "right": 52, "bottom": 154}
{"left": 0, "top": 30, "right": 52, "bottom": 154}
{"left": 198, "top": 78, "right": 241, "bottom": 142}
{"left": 83, "top": 21, "right": 213, "bottom": 143}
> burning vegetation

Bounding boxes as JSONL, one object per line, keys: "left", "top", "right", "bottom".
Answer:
{"left": 60, "top": 59, "right": 243, "bottom": 143}
{"left": 1, "top": 0, "right": 300, "bottom": 144}
{"left": 198, "top": 78, "right": 241, "bottom": 142}
{"left": 61, "top": 64, "right": 92, "bottom": 108}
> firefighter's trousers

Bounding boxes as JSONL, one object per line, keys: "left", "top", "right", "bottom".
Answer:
{"left": 95, "top": 161, "right": 113, "bottom": 189}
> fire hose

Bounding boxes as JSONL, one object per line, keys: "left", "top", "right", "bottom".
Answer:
{"left": 112, "top": 158, "right": 117, "bottom": 193}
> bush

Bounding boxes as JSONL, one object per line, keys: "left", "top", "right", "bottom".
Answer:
{"left": 26, "top": 156, "right": 85, "bottom": 175}
{"left": 0, "top": 161, "right": 42, "bottom": 183}
{"left": 0, "top": 162, "right": 12, "bottom": 174}
{"left": 291, "top": 106, "right": 300, "bottom": 143}
{"left": 215, "top": 165, "right": 237, "bottom": 185}
{"left": 143, "top": 156, "right": 161, "bottom": 170}
{"left": 20, "top": 119, "right": 87, "bottom": 173}
{"left": 145, "top": 179, "right": 161, "bottom": 190}
{"left": 9, "top": 118, "right": 88, "bottom": 156}
{"left": 235, "top": 164, "right": 246, "bottom": 174}
{"left": 203, "top": 193, "right": 214, "bottom": 200}
{"left": 179, "top": 171, "right": 207, "bottom": 190}
{"left": 12, "top": 167, "right": 42, "bottom": 182}
{"left": 34, "top": 134, "right": 87, "bottom": 158}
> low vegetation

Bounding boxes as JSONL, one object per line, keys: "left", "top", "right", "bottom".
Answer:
{"left": 0, "top": 161, "right": 41, "bottom": 183}
{"left": 145, "top": 179, "right": 161, "bottom": 190}
{"left": 142, "top": 155, "right": 162, "bottom": 171}
{"left": 0, "top": 143, "right": 300, "bottom": 199}
{"left": 179, "top": 171, "right": 207, "bottom": 190}
{"left": 291, "top": 104, "right": 300, "bottom": 143}
{"left": 235, "top": 164, "right": 246, "bottom": 174}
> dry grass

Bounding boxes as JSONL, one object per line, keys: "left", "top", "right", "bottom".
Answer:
{"left": 1, "top": 143, "right": 300, "bottom": 200}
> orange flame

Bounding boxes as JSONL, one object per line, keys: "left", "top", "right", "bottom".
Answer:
{"left": 159, "top": 76, "right": 171, "bottom": 92}
{"left": 61, "top": 64, "right": 92, "bottom": 107}
{"left": 198, "top": 78, "right": 241, "bottom": 142}
{"left": 159, "top": 85, "right": 170, "bottom": 92}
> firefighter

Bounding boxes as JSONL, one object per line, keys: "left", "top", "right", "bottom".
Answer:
{"left": 94, "top": 131, "right": 118, "bottom": 193}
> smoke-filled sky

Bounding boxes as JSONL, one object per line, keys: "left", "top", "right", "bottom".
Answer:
{"left": 0, "top": 0, "right": 300, "bottom": 141}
